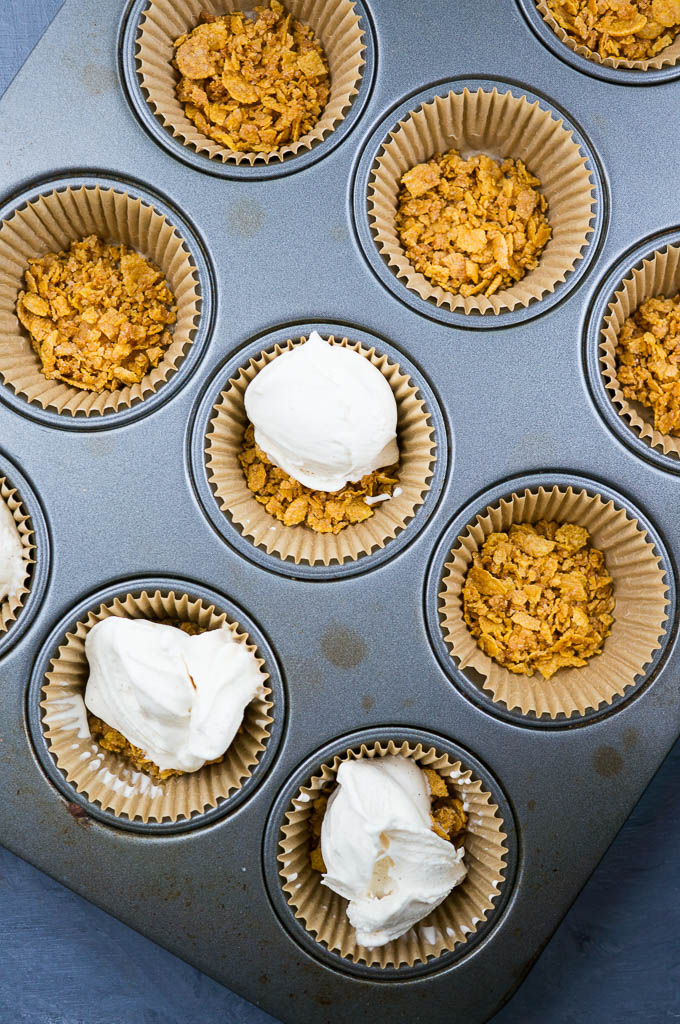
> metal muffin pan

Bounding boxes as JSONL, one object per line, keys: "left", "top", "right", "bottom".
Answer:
{"left": 1, "top": 1, "right": 680, "bottom": 1021}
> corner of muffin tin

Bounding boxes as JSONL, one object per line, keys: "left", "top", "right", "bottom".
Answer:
{"left": 584, "top": 227, "right": 680, "bottom": 476}
{"left": 514, "top": 0, "right": 680, "bottom": 86}
{"left": 25, "top": 576, "right": 287, "bottom": 835}
{"left": 0, "top": 450, "right": 50, "bottom": 660}
{"left": 262, "top": 726, "right": 519, "bottom": 980}
{"left": 118, "top": 0, "right": 378, "bottom": 180}
{"left": 424, "top": 471, "right": 678, "bottom": 730}
{"left": 187, "top": 321, "right": 451, "bottom": 581}
{"left": 0, "top": 170, "right": 216, "bottom": 431}
{"left": 351, "top": 75, "right": 608, "bottom": 330}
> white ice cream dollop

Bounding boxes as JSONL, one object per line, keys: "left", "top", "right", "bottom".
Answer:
{"left": 83, "top": 617, "right": 266, "bottom": 773}
{"left": 0, "top": 496, "right": 26, "bottom": 603}
{"left": 244, "top": 331, "right": 399, "bottom": 493}
{"left": 320, "top": 755, "right": 467, "bottom": 948}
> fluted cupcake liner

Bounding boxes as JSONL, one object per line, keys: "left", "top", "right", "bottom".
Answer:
{"left": 439, "top": 485, "right": 669, "bottom": 719}
{"left": 136, "top": 0, "right": 365, "bottom": 165}
{"left": 40, "top": 589, "right": 273, "bottom": 823}
{"left": 277, "top": 739, "right": 508, "bottom": 969}
{"left": 0, "top": 185, "right": 201, "bottom": 417}
{"left": 535, "top": 0, "right": 680, "bottom": 70}
{"left": 601, "top": 243, "right": 680, "bottom": 459}
{"left": 205, "top": 334, "right": 436, "bottom": 566}
{"left": 0, "top": 476, "right": 33, "bottom": 634}
{"left": 368, "top": 87, "right": 596, "bottom": 315}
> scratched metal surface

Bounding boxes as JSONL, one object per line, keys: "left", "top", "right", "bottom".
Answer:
{"left": 1, "top": 2, "right": 680, "bottom": 1023}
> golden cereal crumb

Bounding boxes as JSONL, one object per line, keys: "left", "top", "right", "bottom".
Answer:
{"left": 395, "top": 149, "right": 552, "bottom": 298}
{"left": 239, "top": 423, "right": 399, "bottom": 535}
{"left": 173, "top": 2, "right": 330, "bottom": 154}
{"left": 615, "top": 294, "right": 680, "bottom": 436}
{"left": 463, "top": 521, "right": 615, "bottom": 679}
{"left": 16, "top": 235, "right": 176, "bottom": 393}
{"left": 544, "top": 0, "right": 680, "bottom": 61}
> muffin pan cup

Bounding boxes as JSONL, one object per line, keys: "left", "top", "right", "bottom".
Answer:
{"left": 518, "top": 0, "right": 680, "bottom": 83}
{"left": 122, "top": 0, "right": 377, "bottom": 178}
{"left": 27, "top": 578, "right": 286, "bottom": 834}
{"left": 267, "top": 732, "right": 514, "bottom": 977}
{"left": 4, "top": 1, "right": 680, "bottom": 1022}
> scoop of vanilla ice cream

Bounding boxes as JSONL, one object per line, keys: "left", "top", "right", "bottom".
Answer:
{"left": 83, "top": 618, "right": 266, "bottom": 773}
{"left": 320, "top": 756, "right": 467, "bottom": 948}
{"left": 0, "top": 496, "right": 26, "bottom": 603}
{"left": 244, "top": 331, "right": 399, "bottom": 493}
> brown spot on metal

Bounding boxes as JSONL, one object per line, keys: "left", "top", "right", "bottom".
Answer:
{"left": 66, "top": 802, "right": 89, "bottom": 822}
{"left": 622, "top": 727, "right": 638, "bottom": 751}
{"left": 593, "top": 745, "right": 624, "bottom": 777}
{"left": 528, "top": 799, "right": 535, "bottom": 812}
{"left": 321, "top": 626, "right": 366, "bottom": 668}
{"left": 259, "top": 974, "right": 268, "bottom": 985}
{"left": 361, "top": 695, "right": 374, "bottom": 711}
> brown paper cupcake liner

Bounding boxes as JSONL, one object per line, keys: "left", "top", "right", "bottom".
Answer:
{"left": 205, "top": 335, "right": 436, "bottom": 566}
{"left": 0, "top": 185, "right": 201, "bottom": 417}
{"left": 0, "top": 477, "right": 34, "bottom": 634}
{"left": 439, "top": 485, "right": 669, "bottom": 719}
{"left": 368, "top": 87, "right": 596, "bottom": 316}
{"left": 277, "top": 739, "right": 508, "bottom": 968}
{"left": 535, "top": 1, "right": 680, "bottom": 70}
{"left": 601, "top": 243, "right": 680, "bottom": 459}
{"left": 40, "top": 589, "right": 273, "bottom": 823}
{"left": 136, "top": 0, "right": 365, "bottom": 165}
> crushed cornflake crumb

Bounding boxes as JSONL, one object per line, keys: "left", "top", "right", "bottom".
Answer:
{"left": 173, "top": 1, "right": 330, "bottom": 153}
{"left": 615, "top": 293, "right": 680, "bottom": 436}
{"left": 239, "top": 423, "right": 399, "bottom": 534}
{"left": 395, "top": 148, "right": 552, "bottom": 298}
{"left": 16, "top": 235, "right": 176, "bottom": 393}
{"left": 463, "top": 521, "right": 615, "bottom": 679}
{"left": 544, "top": 0, "right": 680, "bottom": 61}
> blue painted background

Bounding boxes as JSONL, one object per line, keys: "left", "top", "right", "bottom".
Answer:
{"left": 1, "top": 4, "right": 679, "bottom": 1021}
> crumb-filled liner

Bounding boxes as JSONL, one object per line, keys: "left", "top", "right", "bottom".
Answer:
{"left": 0, "top": 477, "right": 33, "bottom": 633}
{"left": 601, "top": 243, "right": 680, "bottom": 459}
{"left": 136, "top": 0, "right": 366, "bottom": 165}
{"left": 368, "top": 87, "right": 596, "bottom": 315}
{"left": 439, "top": 485, "right": 669, "bottom": 719}
{"left": 535, "top": 1, "right": 680, "bottom": 70}
{"left": 205, "top": 335, "right": 436, "bottom": 566}
{"left": 40, "top": 589, "right": 273, "bottom": 823}
{"left": 0, "top": 185, "right": 201, "bottom": 417}
{"left": 277, "top": 739, "right": 508, "bottom": 968}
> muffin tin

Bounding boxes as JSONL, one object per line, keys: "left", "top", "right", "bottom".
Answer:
{"left": 2, "top": 1, "right": 680, "bottom": 1021}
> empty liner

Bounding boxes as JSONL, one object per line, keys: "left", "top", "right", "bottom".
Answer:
{"left": 368, "top": 87, "right": 596, "bottom": 315}
{"left": 0, "top": 477, "right": 33, "bottom": 634}
{"left": 439, "top": 485, "right": 669, "bottom": 719}
{"left": 535, "top": 1, "right": 680, "bottom": 70}
{"left": 136, "top": 0, "right": 366, "bottom": 164}
{"left": 277, "top": 739, "right": 508, "bottom": 968}
{"left": 601, "top": 243, "right": 680, "bottom": 459}
{"left": 0, "top": 185, "right": 201, "bottom": 417}
{"left": 40, "top": 589, "right": 273, "bottom": 823}
{"left": 205, "top": 335, "right": 436, "bottom": 566}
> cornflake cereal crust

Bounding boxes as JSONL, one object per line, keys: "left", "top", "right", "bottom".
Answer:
{"left": 615, "top": 294, "right": 680, "bottom": 436}
{"left": 395, "top": 150, "right": 552, "bottom": 299}
{"left": 173, "top": 1, "right": 330, "bottom": 154}
{"left": 544, "top": 0, "right": 680, "bottom": 61}
{"left": 462, "top": 521, "right": 615, "bottom": 679}
{"left": 239, "top": 424, "right": 399, "bottom": 534}
{"left": 16, "top": 235, "right": 177, "bottom": 393}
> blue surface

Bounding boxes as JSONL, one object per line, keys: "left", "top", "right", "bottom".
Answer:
{"left": 1, "top": 3, "right": 679, "bottom": 1022}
